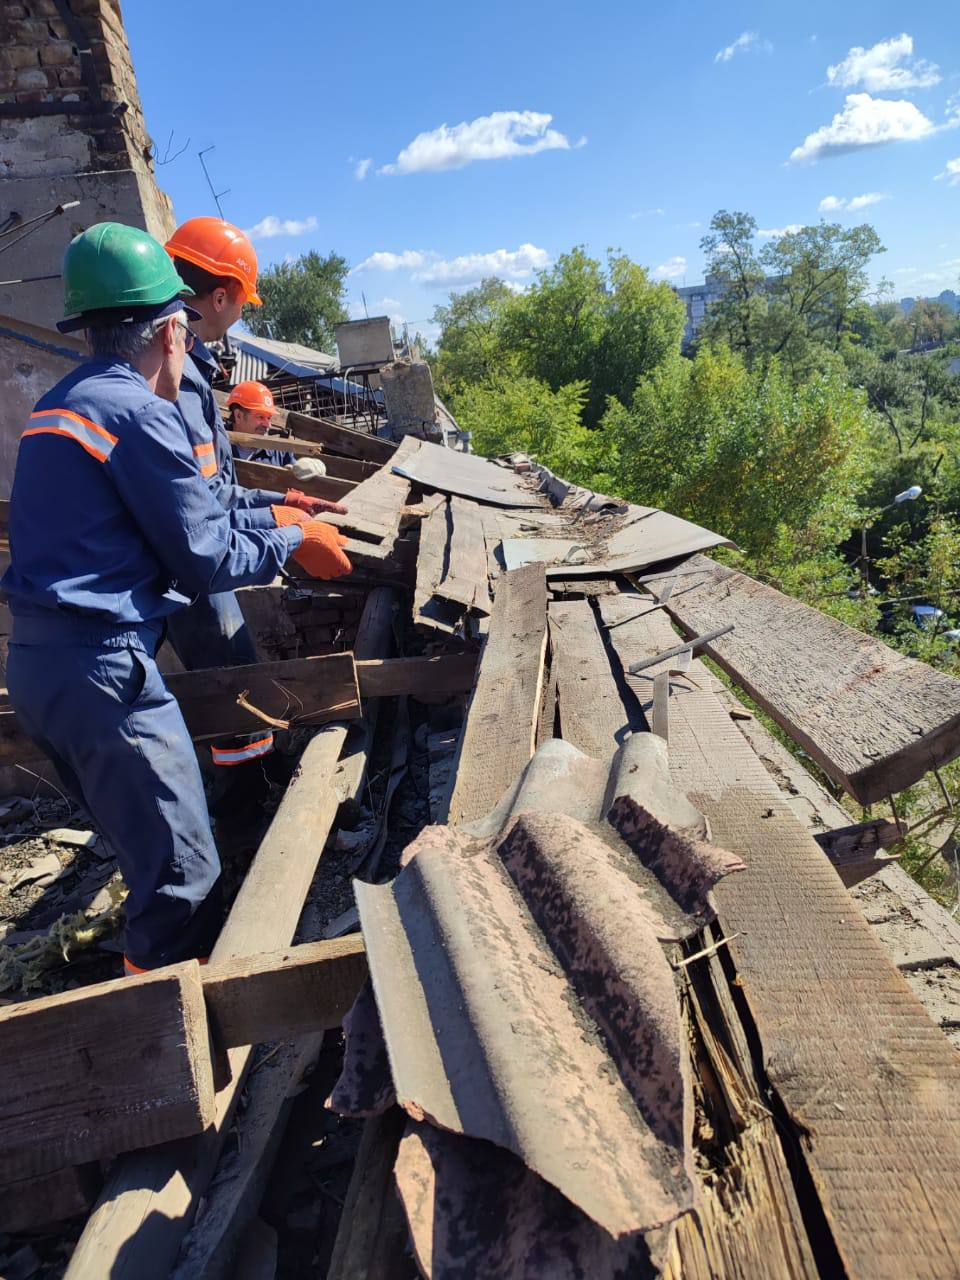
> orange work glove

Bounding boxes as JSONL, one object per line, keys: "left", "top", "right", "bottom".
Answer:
{"left": 272, "top": 504, "right": 310, "bottom": 528}
{"left": 272, "top": 506, "right": 352, "bottom": 579}
{"left": 284, "top": 488, "right": 348, "bottom": 517}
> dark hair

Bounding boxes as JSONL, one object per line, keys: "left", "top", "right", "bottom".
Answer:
{"left": 172, "top": 257, "right": 242, "bottom": 301}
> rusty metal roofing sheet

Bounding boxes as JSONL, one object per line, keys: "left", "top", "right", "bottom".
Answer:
{"left": 330, "top": 735, "right": 745, "bottom": 1276}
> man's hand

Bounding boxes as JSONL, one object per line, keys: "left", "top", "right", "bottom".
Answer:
{"left": 284, "top": 488, "right": 348, "bottom": 517}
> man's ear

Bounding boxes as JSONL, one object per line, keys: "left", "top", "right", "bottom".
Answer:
{"left": 160, "top": 314, "right": 179, "bottom": 355}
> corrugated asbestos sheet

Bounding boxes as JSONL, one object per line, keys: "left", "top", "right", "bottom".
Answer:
{"left": 330, "top": 736, "right": 745, "bottom": 1278}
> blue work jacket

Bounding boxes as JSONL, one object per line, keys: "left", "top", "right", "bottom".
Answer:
{"left": 233, "top": 443, "right": 296, "bottom": 468}
{"left": 177, "top": 341, "right": 284, "bottom": 530}
{"left": 2, "top": 357, "right": 302, "bottom": 633}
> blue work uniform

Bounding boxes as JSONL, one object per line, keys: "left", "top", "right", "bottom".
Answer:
{"left": 2, "top": 356, "right": 303, "bottom": 970}
{"left": 233, "top": 442, "right": 296, "bottom": 468}
{"left": 170, "top": 341, "right": 288, "bottom": 766}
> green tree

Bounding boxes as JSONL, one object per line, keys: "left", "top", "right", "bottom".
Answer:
{"left": 759, "top": 222, "right": 885, "bottom": 373}
{"left": 451, "top": 376, "right": 600, "bottom": 485}
{"left": 592, "top": 254, "right": 686, "bottom": 421}
{"left": 498, "top": 248, "right": 609, "bottom": 394}
{"left": 699, "top": 210, "right": 767, "bottom": 356}
{"left": 430, "top": 278, "right": 515, "bottom": 393}
{"left": 243, "top": 250, "right": 348, "bottom": 352}
{"left": 602, "top": 345, "right": 872, "bottom": 557}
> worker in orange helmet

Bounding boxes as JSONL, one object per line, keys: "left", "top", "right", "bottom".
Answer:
{"left": 163, "top": 217, "right": 348, "bottom": 845}
{"left": 226, "top": 381, "right": 295, "bottom": 467}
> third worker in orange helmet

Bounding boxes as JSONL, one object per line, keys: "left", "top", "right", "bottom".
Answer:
{"left": 162, "top": 216, "right": 349, "bottom": 848}
{"left": 226, "top": 380, "right": 295, "bottom": 468}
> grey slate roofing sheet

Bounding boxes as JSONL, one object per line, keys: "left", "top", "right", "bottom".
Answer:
{"left": 330, "top": 735, "right": 746, "bottom": 1277}
{"left": 391, "top": 441, "right": 543, "bottom": 508}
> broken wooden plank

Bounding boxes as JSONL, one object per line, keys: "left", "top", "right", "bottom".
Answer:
{"left": 413, "top": 496, "right": 451, "bottom": 633}
{"left": 282, "top": 407, "right": 397, "bottom": 465}
{"left": 326, "top": 1107, "right": 412, "bottom": 1280}
{"left": 342, "top": 439, "right": 416, "bottom": 537}
{"left": 648, "top": 554, "right": 960, "bottom": 804}
{"left": 548, "top": 599, "right": 626, "bottom": 759}
{"left": 600, "top": 595, "right": 960, "bottom": 1279}
{"left": 233, "top": 457, "right": 353, "bottom": 504}
{"left": 64, "top": 590, "right": 397, "bottom": 1280}
{"left": 356, "top": 654, "right": 477, "bottom": 700}
{"left": 166, "top": 652, "right": 360, "bottom": 738}
{"left": 444, "top": 497, "right": 492, "bottom": 613}
{"left": 0, "top": 652, "right": 363, "bottom": 763}
{"left": 203, "top": 937, "right": 367, "bottom": 1049}
{"left": 445, "top": 564, "right": 548, "bottom": 824}
{"left": 227, "top": 432, "right": 378, "bottom": 483}
{"left": 652, "top": 671, "right": 670, "bottom": 742}
{"left": 0, "top": 1164, "right": 101, "bottom": 1235}
{"left": 814, "top": 818, "right": 902, "bottom": 869}
{"left": 0, "top": 940, "right": 367, "bottom": 1100}
{"left": 213, "top": 389, "right": 396, "bottom": 465}
{"left": 0, "top": 963, "right": 214, "bottom": 1183}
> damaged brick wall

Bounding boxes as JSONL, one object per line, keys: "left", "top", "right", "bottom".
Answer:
{"left": 238, "top": 585, "right": 368, "bottom": 661}
{"left": 0, "top": 0, "right": 174, "bottom": 330}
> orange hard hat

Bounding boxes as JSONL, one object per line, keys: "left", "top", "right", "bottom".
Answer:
{"left": 226, "top": 381, "right": 277, "bottom": 414}
{"left": 165, "top": 217, "right": 262, "bottom": 305}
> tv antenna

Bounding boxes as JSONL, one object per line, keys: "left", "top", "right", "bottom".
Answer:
{"left": 198, "top": 146, "right": 230, "bottom": 217}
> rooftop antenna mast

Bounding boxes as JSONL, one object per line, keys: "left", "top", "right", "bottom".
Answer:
{"left": 198, "top": 146, "right": 230, "bottom": 217}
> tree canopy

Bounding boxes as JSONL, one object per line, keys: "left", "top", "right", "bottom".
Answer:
{"left": 243, "top": 250, "right": 349, "bottom": 353}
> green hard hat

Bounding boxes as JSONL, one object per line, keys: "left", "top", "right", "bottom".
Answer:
{"left": 58, "top": 222, "right": 196, "bottom": 332}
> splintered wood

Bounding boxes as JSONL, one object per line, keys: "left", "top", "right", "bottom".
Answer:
{"left": 232, "top": 457, "right": 352, "bottom": 503}
{"left": 414, "top": 496, "right": 492, "bottom": 634}
{"left": 648, "top": 554, "right": 960, "bottom": 804}
{"left": 600, "top": 595, "right": 960, "bottom": 1279}
{"left": 445, "top": 564, "right": 548, "bottom": 824}
{"left": 0, "top": 965, "right": 214, "bottom": 1183}
{"left": 547, "top": 599, "right": 626, "bottom": 759}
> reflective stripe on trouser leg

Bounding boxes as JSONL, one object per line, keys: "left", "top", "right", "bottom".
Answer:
{"left": 210, "top": 734, "right": 274, "bottom": 765}
{"left": 164, "top": 589, "right": 273, "bottom": 765}
{"left": 6, "top": 640, "right": 222, "bottom": 971}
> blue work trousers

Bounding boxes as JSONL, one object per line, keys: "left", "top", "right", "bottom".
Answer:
{"left": 165, "top": 591, "right": 274, "bottom": 766}
{"left": 6, "top": 628, "right": 222, "bottom": 969}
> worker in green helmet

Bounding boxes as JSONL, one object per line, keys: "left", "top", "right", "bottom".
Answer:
{"left": 1, "top": 222, "right": 349, "bottom": 973}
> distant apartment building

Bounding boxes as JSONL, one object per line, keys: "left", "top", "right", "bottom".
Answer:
{"left": 674, "top": 275, "right": 726, "bottom": 347}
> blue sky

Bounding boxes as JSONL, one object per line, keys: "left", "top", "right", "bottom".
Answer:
{"left": 125, "top": 2, "right": 960, "bottom": 345}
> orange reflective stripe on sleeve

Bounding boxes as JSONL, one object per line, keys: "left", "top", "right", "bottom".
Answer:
{"left": 24, "top": 409, "right": 119, "bottom": 463}
{"left": 192, "top": 441, "right": 217, "bottom": 478}
{"left": 210, "top": 734, "right": 274, "bottom": 766}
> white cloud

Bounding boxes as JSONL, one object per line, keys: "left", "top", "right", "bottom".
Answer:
{"left": 827, "top": 34, "right": 940, "bottom": 92}
{"left": 714, "top": 31, "right": 771, "bottom": 63}
{"left": 630, "top": 207, "right": 665, "bottom": 218}
{"left": 652, "top": 256, "right": 687, "bottom": 281}
{"left": 378, "top": 110, "right": 580, "bottom": 175}
{"left": 847, "top": 191, "right": 888, "bottom": 211}
{"left": 819, "top": 191, "right": 890, "bottom": 212}
{"left": 351, "top": 249, "right": 429, "bottom": 274}
{"left": 758, "top": 224, "right": 803, "bottom": 237}
{"left": 245, "top": 215, "right": 318, "bottom": 239}
{"left": 350, "top": 243, "right": 550, "bottom": 288}
{"left": 936, "top": 157, "right": 960, "bottom": 185}
{"left": 789, "top": 93, "right": 936, "bottom": 163}
{"left": 415, "top": 244, "right": 550, "bottom": 286}
{"left": 354, "top": 157, "right": 372, "bottom": 181}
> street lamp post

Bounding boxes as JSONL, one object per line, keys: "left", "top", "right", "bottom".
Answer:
{"left": 860, "top": 485, "right": 922, "bottom": 598}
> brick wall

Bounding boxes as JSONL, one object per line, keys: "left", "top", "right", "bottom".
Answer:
{"left": 0, "top": 0, "right": 174, "bottom": 328}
